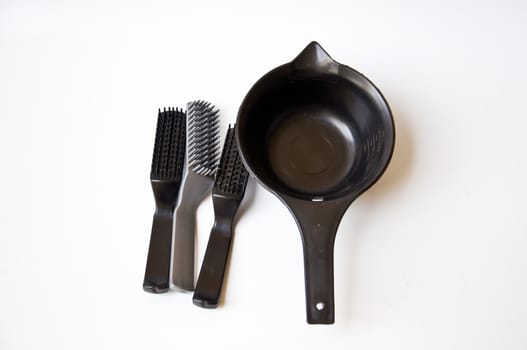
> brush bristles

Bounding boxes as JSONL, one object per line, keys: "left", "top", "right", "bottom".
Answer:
{"left": 150, "top": 107, "right": 186, "bottom": 181}
{"left": 187, "top": 100, "right": 221, "bottom": 177}
{"left": 214, "top": 124, "right": 249, "bottom": 197}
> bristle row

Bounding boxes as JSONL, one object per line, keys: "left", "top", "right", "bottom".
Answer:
{"left": 214, "top": 125, "right": 249, "bottom": 197}
{"left": 187, "top": 100, "right": 221, "bottom": 177}
{"left": 151, "top": 107, "right": 186, "bottom": 180}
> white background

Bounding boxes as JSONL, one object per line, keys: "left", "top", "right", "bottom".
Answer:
{"left": 1, "top": 0, "right": 527, "bottom": 349}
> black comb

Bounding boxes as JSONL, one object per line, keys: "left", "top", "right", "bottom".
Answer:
{"left": 143, "top": 107, "right": 186, "bottom": 293}
{"left": 193, "top": 124, "right": 249, "bottom": 308}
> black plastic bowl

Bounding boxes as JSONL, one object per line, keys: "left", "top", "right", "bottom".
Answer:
{"left": 236, "top": 41, "right": 395, "bottom": 324}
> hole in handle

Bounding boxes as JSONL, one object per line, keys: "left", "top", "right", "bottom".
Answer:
{"left": 315, "top": 302, "right": 325, "bottom": 311}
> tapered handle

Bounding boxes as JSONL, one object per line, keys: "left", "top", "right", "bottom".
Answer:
{"left": 284, "top": 196, "right": 350, "bottom": 324}
{"left": 302, "top": 227, "right": 335, "bottom": 324}
{"left": 143, "top": 209, "right": 173, "bottom": 293}
{"left": 193, "top": 224, "right": 233, "bottom": 308}
{"left": 172, "top": 203, "right": 197, "bottom": 291}
{"left": 193, "top": 197, "right": 239, "bottom": 308}
{"left": 172, "top": 172, "right": 214, "bottom": 291}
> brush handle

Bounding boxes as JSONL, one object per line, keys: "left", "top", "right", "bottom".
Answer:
{"left": 172, "top": 172, "right": 213, "bottom": 291}
{"left": 193, "top": 197, "right": 239, "bottom": 308}
{"left": 143, "top": 208, "right": 174, "bottom": 293}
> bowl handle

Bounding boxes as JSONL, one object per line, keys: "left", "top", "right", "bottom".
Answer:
{"left": 282, "top": 195, "right": 350, "bottom": 324}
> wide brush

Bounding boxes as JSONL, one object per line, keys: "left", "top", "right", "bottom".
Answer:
{"left": 143, "top": 107, "right": 186, "bottom": 293}
{"left": 172, "top": 100, "right": 220, "bottom": 291}
{"left": 193, "top": 124, "right": 249, "bottom": 308}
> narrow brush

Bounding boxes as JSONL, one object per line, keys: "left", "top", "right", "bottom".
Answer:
{"left": 172, "top": 100, "right": 221, "bottom": 291}
{"left": 193, "top": 124, "right": 249, "bottom": 308}
{"left": 143, "top": 107, "right": 186, "bottom": 293}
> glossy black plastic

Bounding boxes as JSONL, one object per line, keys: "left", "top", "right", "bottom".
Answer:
{"left": 193, "top": 125, "right": 249, "bottom": 308}
{"left": 236, "top": 42, "right": 395, "bottom": 324}
{"left": 143, "top": 108, "right": 186, "bottom": 293}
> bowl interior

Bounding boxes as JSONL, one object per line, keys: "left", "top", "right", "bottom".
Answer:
{"left": 237, "top": 66, "right": 394, "bottom": 200}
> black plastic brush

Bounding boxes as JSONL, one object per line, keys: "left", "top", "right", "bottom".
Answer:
{"left": 143, "top": 107, "right": 186, "bottom": 293}
{"left": 192, "top": 124, "right": 249, "bottom": 308}
{"left": 172, "top": 101, "right": 220, "bottom": 291}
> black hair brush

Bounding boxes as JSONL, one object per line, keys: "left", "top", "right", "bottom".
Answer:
{"left": 193, "top": 124, "right": 249, "bottom": 308}
{"left": 143, "top": 107, "right": 186, "bottom": 293}
{"left": 172, "top": 101, "right": 220, "bottom": 291}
